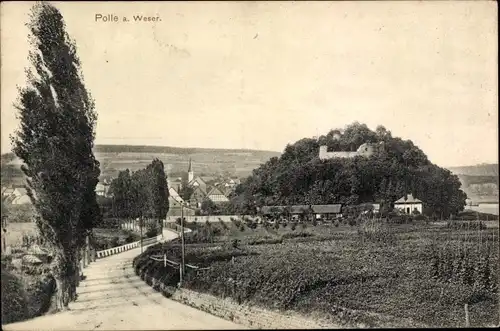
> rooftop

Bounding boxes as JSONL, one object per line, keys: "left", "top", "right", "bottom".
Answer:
{"left": 395, "top": 194, "right": 422, "bottom": 204}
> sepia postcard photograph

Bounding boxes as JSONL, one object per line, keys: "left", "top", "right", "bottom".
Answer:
{"left": 0, "top": 0, "right": 498, "bottom": 329}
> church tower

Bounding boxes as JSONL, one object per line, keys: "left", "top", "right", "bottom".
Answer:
{"left": 188, "top": 158, "right": 194, "bottom": 183}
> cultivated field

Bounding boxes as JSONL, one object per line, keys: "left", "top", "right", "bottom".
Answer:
{"left": 136, "top": 219, "right": 499, "bottom": 328}
{"left": 1, "top": 146, "right": 280, "bottom": 187}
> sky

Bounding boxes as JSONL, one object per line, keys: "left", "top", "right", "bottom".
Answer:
{"left": 1, "top": 1, "right": 497, "bottom": 168}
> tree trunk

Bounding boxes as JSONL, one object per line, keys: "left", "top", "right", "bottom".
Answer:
{"left": 54, "top": 276, "right": 71, "bottom": 311}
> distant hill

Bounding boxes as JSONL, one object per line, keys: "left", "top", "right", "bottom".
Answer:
{"left": 448, "top": 163, "right": 498, "bottom": 177}
{"left": 448, "top": 163, "right": 499, "bottom": 203}
{"left": 1, "top": 144, "right": 281, "bottom": 187}
{"left": 93, "top": 144, "right": 279, "bottom": 155}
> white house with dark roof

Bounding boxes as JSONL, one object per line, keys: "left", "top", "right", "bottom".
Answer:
{"left": 394, "top": 194, "right": 423, "bottom": 214}
{"left": 207, "top": 186, "right": 229, "bottom": 204}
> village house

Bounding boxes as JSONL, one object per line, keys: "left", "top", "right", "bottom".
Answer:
{"left": 168, "top": 187, "right": 184, "bottom": 203}
{"left": 394, "top": 194, "right": 423, "bottom": 214}
{"left": 261, "top": 204, "right": 343, "bottom": 220}
{"left": 206, "top": 186, "right": 229, "bottom": 203}
{"left": 95, "top": 183, "right": 108, "bottom": 197}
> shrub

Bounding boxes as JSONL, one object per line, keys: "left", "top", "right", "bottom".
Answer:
{"left": 220, "top": 220, "right": 229, "bottom": 230}
{"left": 312, "top": 219, "right": 317, "bottom": 226}
{"left": 413, "top": 214, "right": 427, "bottom": 221}
{"left": 0, "top": 267, "right": 55, "bottom": 324}
{"left": 145, "top": 222, "right": 159, "bottom": 238}
{"left": 97, "top": 218, "right": 123, "bottom": 229}
{"left": 334, "top": 221, "right": 340, "bottom": 227}
{"left": 446, "top": 221, "right": 487, "bottom": 231}
{"left": 212, "top": 227, "right": 222, "bottom": 236}
{"left": 110, "top": 236, "right": 120, "bottom": 248}
{"left": 291, "top": 223, "right": 297, "bottom": 231}
{"left": 430, "top": 238, "right": 497, "bottom": 295}
{"left": 247, "top": 238, "right": 283, "bottom": 245}
{"left": 281, "top": 232, "right": 314, "bottom": 240}
{"left": 125, "top": 232, "right": 140, "bottom": 243}
{"left": 1, "top": 268, "right": 28, "bottom": 323}
{"left": 301, "top": 222, "right": 307, "bottom": 229}
{"left": 22, "top": 234, "right": 42, "bottom": 247}
{"left": 239, "top": 225, "right": 245, "bottom": 232}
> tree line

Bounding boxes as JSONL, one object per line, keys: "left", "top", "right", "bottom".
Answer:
{"left": 107, "top": 159, "right": 169, "bottom": 229}
{"left": 231, "top": 122, "right": 467, "bottom": 218}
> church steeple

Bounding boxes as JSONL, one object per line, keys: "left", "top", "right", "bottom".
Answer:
{"left": 188, "top": 158, "right": 194, "bottom": 182}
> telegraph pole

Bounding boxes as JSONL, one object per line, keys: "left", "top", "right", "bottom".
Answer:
{"left": 180, "top": 202, "right": 186, "bottom": 285}
{"left": 140, "top": 217, "right": 143, "bottom": 253}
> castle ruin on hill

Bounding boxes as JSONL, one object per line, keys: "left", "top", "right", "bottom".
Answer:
{"left": 318, "top": 143, "right": 378, "bottom": 160}
{"left": 318, "top": 132, "right": 381, "bottom": 160}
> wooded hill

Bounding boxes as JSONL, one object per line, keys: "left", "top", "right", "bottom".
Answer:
{"left": 230, "top": 122, "right": 468, "bottom": 217}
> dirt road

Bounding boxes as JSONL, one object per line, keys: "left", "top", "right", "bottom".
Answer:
{"left": 3, "top": 230, "right": 244, "bottom": 330}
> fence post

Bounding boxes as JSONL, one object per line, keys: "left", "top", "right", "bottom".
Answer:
{"left": 86, "top": 235, "right": 90, "bottom": 265}
{"left": 79, "top": 249, "right": 84, "bottom": 278}
{"left": 81, "top": 247, "right": 86, "bottom": 268}
{"left": 464, "top": 303, "right": 470, "bottom": 327}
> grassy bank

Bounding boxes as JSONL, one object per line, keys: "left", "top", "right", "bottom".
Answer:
{"left": 135, "top": 220, "right": 499, "bottom": 328}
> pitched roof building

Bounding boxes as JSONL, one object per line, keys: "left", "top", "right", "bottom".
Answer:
{"left": 169, "top": 187, "right": 184, "bottom": 203}
{"left": 394, "top": 194, "right": 423, "bottom": 214}
{"left": 207, "top": 186, "right": 229, "bottom": 203}
{"left": 261, "top": 204, "right": 342, "bottom": 219}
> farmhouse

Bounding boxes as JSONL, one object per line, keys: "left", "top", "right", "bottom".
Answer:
{"left": 95, "top": 183, "right": 109, "bottom": 197}
{"left": 190, "top": 186, "right": 208, "bottom": 208}
{"left": 260, "top": 204, "right": 343, "bottom": 220}
{"left": 206, "top": 186, "right": 229, "bottom": 203}
{"left": 394, "top": 194, "right": 423, "bottom": 214}
{"left": 312, "top": 204, "right": 343, "bottom": 219}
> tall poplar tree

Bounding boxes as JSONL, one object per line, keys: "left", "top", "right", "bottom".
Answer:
{"left": 11, "top": 2, "right": 100, "bottom": 310}
{"left": 151, "top": 158, "right": 169, "bottom": 231}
